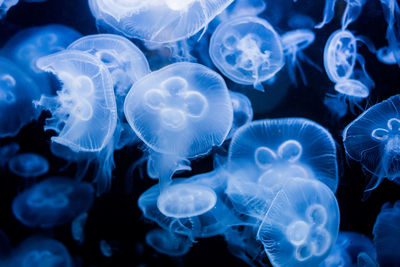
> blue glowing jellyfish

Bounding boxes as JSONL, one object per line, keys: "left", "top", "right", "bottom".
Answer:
{"left": 357, "top": 252, "right": 379, "bottom": 267}
{"left": 216, "top": 0, "right": 266, "bottom": 22}
{"left": 88, "top": 0, "right": 233, "bottom": 43}
{"left": 376, "top": 46, "right": 397, "bottom": 65}
{"left": 257, "top": 177, "right": 340, "bottom": 267}
{"left": 100, "top": 240, "right": 117, "bottom": 258}
{"left": 0, "top": 57, "right": 41, "bottom": 138}
{"left": 227, "top": 91, "right": 253, "bottom": 139}
{"left": 145, "top": 228, "right": 192, "bottom": 256}
{"left": 71, "top": 212, "right": 88, "bottom": 244}
{"left": 12, "top": 177, "right": 94, "bottom": 228}
{"left": 323, "top": 95, "right": 349, "bottom": 119}
{"left": 209, "top": 16, "right": 284, "bottom": 91}
{"left": 343, "top": 94, "right": 400, "bottom": 191}
{"left": 316, "top": 0, "right": 366, "bottom": 29}
{"left": 0, "top": 0, "right": 17, "bottom": 18}
{"left": 380, "top": 0, "right": 400, "bottom": 67}
{"left": 373, "top": 201, "right": 400, "bottom": 266}
{"left": 0, "top": 143, "right": 19, "bottom": 168}
{"left": 8, "top": 153, "right": 49, "bottom": 178}
{"left": 2, "top": 24, "right": 81, "bottom": 94}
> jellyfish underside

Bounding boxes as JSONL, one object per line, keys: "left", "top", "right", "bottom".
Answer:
{"left": 8, "top": 153, "right": 49, "bottom": 178}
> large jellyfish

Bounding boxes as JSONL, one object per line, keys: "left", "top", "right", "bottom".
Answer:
{"left": 1, "top": 24, "right": 82, "bottom": 94}
{"left": 209, "top": 16, "right": 284, "bottom": 91}
{"left": 88, "top": 0, "right": 233, "bottom": 43}
{"left": 372, "top": 201, "right": 400, "bottom": 266}
{"left": 8, "top": 153, "right": 49, "bottom": 178}
{"left": 257, "top": 177, "right": 340, "bottom": 267}
{"left": 145, "top": 228, "right": 192, "bottom": 256}
{"left": 343, "top": 94, "right": 400, "bottom": 191}
{"left": 124, "top": 62, "right": 232, "bottom": 187}
{"left": 0, "top": 0, "right": 18, "bottom": 18}
{"left": 380, "top": 0, "right": 400, "bottom": 67}
{"left": 0, "top": 57, "right": 41, "bottom": 138}
{"left": 12, "top": 177, "right": 94, "bottom": 228}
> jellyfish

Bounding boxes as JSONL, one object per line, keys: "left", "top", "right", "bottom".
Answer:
{"left": 0, "top": 0, "right": 18, "bottom": 18}
{"left": 227, "top": 91, "right": 253, "bottom": 139}
{"left": 215, "top": 0, "right": 266, "bottom": 23}
{"left": 288, "top": 13, "right": 316, "bottom": 29}
{"left": 88, "top": 0, "right": 233, "bottom": 43}
{"left": 71, "top": 212, "right": 88, "bottom": 244}
{"left": 257, "top": 177, "right": 340, "bottom": 267}
{"left": 379, "top": 0, "right": 400, "bottom": 67}
{"left": 320, "top": 232, "right": 377, "bottom": 267}
{"left": 0, "top": 143, "right": 19, "bottom": 168}
{"left": 357, "top": 252, "right": 379, "bottom": 267}
{"left": 1, "top": 24, "right": 82, "bottom": 94}
{"left": 372, "top": 201, "right": 400, "bottom": 266}
{"left": 145, "top": 228, "right": 192, "bottom": 256}
{"left": 12, "top": 177, "right": 94, "bottom": 228}
{"left": 100, "top": 240, "right": 117, "bottom": 258}
{"left": 124, "top": 62, "right": 232, "bottom": 187}
{"left": 323, "top": 95, "right": 349, "bottom": 120}
{"left": 281, "top": 29, "right": 321, "bottom": 86}
{"left": 0, "top": 57, "right": 41, "bottom": 138}
{"left": 316, "top": 0, "right": 366, "bottom": 29}
{"left": 209, "top": 16, "right": 284, "bottom": 91}
{"left": 376, "top": 46, "right": 397, "bottom": 65}
{"left": 8, "top": 153, "right": 49, "bottom": 178}
{"left": 343, "top": 94, "right": 400, "bottom": 191}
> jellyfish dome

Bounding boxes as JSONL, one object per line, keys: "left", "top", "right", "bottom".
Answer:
{"left": 334, "top": 79, "right": 370, "bottom": 99}
{"left": 0, "top": 57, "right": 41, "bottom": 138}
{"left": 343, "top": 95, "right": 400, "bottom": 189}
{"left": 0, "top": 0, "right": 18, "bottom": 18}
{"left": 12, "top": 177, "right": 94, "bottom": 228}
{"left": 88, "top": 0, "right": 233, "bottom": 43}
{"left": 228, "top": 118, "right": 339, "bottom": 192}
{"left": 8, "top": 153, "right": 49, "bottom": 178}
{"left": 257, "top": 177, "right": 340, "bottom": 267}
{"left": 145, "top": 228, "right": 192, "bottom": 256}
{"left": 376, "top": 46, "right": 397, "bottom": 65}
{"left": 209, "top": 16, "right": 284, "bottom": 91}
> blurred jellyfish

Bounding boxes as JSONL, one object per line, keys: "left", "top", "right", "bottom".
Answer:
{"left": 0, "top": 142, "right": 19, "bottom": 168}
{"left": 257, "top": 177, "right": 340, "bottom": 267}
{"left": 100, "top": 240, "right": 118, "bottom": 258}
{"left": 316, "top": 0, "right": 366, "bottom": 29}
{"left": 8, "top": 153, "right": 49, "bottom": 178}
{"left": 320, "top": 232, "right": 377, "bottom": 267}
{"left": 227, "top": 91, "right": 253, "bottom": 139}
{"left": 146, "top": 228, "right": 192, "bottom": 256}
{"left": 373, "top": 201, "right": 400, "bottom": 266}
{"left": 288, "top": 13, "right": 316, "bottom": 29}
{"left": 71, "top": 212, "right": 88, "bottom": 244}
{"left": 343, "top": 94, "right": 400, "bottom": 191}
{"left": 216, "top": 0, "right": 266, "bottom": 22}
{"left": 124, "top": 62, "right": 232, "bottom": 187}
{"left": 12, "top": 177, "right": 94, "bottom": 228}
{"left": 380, "top": 0, "right": 400, "bottom": 66}
{"left": 376, "top": 46, "right": 397, "bottom": 65}
{"left": 88, "top": 0, "right": 233, "bottom": 43}
{"left": 0, "top": 57, "right": 41, "bottom": 138}
{"left": 0, "top": 0, "right": 18, "bottom": 18}
{"left": 324, "top": 95, "right": 349, "bottom": 119}
{"left": 2, "top": 24, "right": 82, "bottom": 94}
{"left": 357, "top": 252, "right": 379, "bottom": 267}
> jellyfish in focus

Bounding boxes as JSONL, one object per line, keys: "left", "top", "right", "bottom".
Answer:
{"left": 145, "top": 228, "right": 192, "bottom": 256}
{"left": 0, "top": 0, "right": 18, "bottom": 18}
{"left": 12, "top": 177, "right": 94, "bottom": 228}
{"left": 316, "top": 0, "right": 366, "bottom": 29}
{"left": 209, "top": 16, "right": 284, "bottom": 91}
{"left": 257, "top": 177, "right": 340, "bottom": 267}
{"left": 8, "top": 153, "right": 49, "bottom": 178}
{"left": 372, "top": 201, "right": 400, "bottom": 266}
{"left": 71, "top": 212, "right": 88, "bottom": 244}
{"left": 2, "top": 24, "right": 82, "bottom": 94}
{"left": 343, "top": 94, "right": 400, "bottom": 191}
{"left": 376, "top": 46, "right": 397, "bottom": 65}
{"left": 227, "top": 91, "right": 253, "bottom": 139}
{"left": 88, "top": 0, "right": 233, "bottom": 43}
{"left": 380, "top": 0, "right": 400, "bottom": 67}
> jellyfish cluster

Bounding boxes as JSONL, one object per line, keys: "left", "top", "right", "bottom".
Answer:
{"left": 0, "top": 0, "right": 399, "bottom": 266}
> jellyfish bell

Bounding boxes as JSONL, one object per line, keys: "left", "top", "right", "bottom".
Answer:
{"left": 146, "top": 228, "right": 192, "bottom": 256}
{"left": 8, "top": 153, "right": 49, "bottom": 178}
{"left": 334, "top": 79, "right": 370, "bottom": 99}
{"left": 376, "top": 46, "right": 397, "bottom": 65}
{"left": 209, "top": 16, "right": 284, "bottom": 91}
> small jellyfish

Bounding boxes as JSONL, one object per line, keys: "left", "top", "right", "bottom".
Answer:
{"left": 227, "top": 91, "right": 253, "bottom": 139}
{"left": 88, "top": 0, "right": 233, "bottom": 43}
{"left": 0, "top": 142, "right": 19, "bottom": 168}
{"left": 0, "top": 0, "right": 18, "bottom": 18}
{"left": 71, "top": 212, "right": 88, "bottom": 244}
{"left": 100, "top": 240, "right": 118, "bottom": 258}
{"left": 8, "top": 153, "right": 49, "bottom": 178}
{"left": 209, "top": 16, "right": 284, "bottom": 91}
{"left": 0, "top": 57, "right": 41, "bottom": 138}
{"left": 372, "top": 201, "right": 400, "bottom": 266}
{"left": 376, "top": 46, "right": 397, "bottom": 65}
{"left": 343, "top": 94, "right": 400, "bottom": 191}
{"left": 257, "top": 177, "right": 340, "bottom": 267}
{"left": 145, "top": 228, "right": 192, "bottom": 256}
{"left": 12, "top": 177, "right": 94, "bottom": 228}
{"left": 324, "top": 95, "right": 349, "bottom": 120}
{"left": 1, "top": 24, "right": 82, "bottom": 94}
{"left": 380, "top": 0, "right": 400, "bottom": 67}
{"left": 316, "top": 0, "right": 366, "bottom": 29}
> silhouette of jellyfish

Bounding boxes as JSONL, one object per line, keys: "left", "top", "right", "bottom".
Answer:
{"left": 372, "top": 201, "right": 400, "bottom": 266}
{"left": 124, "top": 62, "right": 232, "bottom": 187}
{"left": 227, "top": 91, "right": 253, "bottom": 139}
{"left": 343, "top": 94, "right": 400, "bottom": 191}
{"left": 12, "top": 177, "right": 94, "bottom": 228}
{"left": 257, "top": 177, "right": 340, "bottom": 267}
{"left": 209, "top": 16, "right": 284, "bottom": 91}
{"left": 228, "top": 118, "right": 339, "bottom": 192}
{"left": 8, "top": 153, "right": 49, "bottom": 178}
{"left": 88, "top": 0, "right": 233, "bottom": 43}
{"left": 316, "top": 0, "right": 366, "bottom": 29}
{"left": 71, "top": 212, "right": 88, "bottom": 244}
{"left": 380, "top": 0, "right": 400, "bottom": 67}
{"left": 0, "top": 57, "right": 41, "bottom": 138}
{"left": 376, "top": 46, "right": 397, "bottom": 65}
{"left": 145, "top": 228, "right": 192, "bottom": 256}
{"left": 2, "top": 24, "right": 82, "bottom": 94}
{"left": 0, "top": 0, "right": 18, "bottom": 18}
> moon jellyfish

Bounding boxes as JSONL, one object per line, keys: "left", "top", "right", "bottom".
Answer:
{"left": 316, "top": 0, "right": 366, "bottom": 29}
{"left": 216, "top": 0, "right": 266, "bottom": 22}
{"left": 0, "top": 57, "right": 41, "bottom": 138}
{"left": 227, "top": 91, "right": 253, "bottom": 139}
{"left": 376, "top": 46, "right": 397, "bottom": 65}
{"left": 8, "top": 153, "right": 49, "bottom": 178}
{"left": 372, "top": 201, "right": 400, "bottom": 266}
{"left": 124, "top": 62, "right": 232, "bottom": 186}
{"left": 257, "top": 177, "right": 340, "bottom": 267}
{"left": 2, "top": 24, "right": 82, "bottom": 94}
{"left": 12, "top": 177, "right": 94, "bottom": 228}
{"left": 71, "top": 212, "right": 88, "bottom": 244}
{"left": 343, "top": 94, "right": 400, "bottom": 191}
{"left": 209, "top": 16, "right": 284, "bottom": 91}
{"left": 0, "top": 143, "right": 19, "bottom": 168}
{"left": 380, "top": 0, "right": 400, "bottom": 67}
{"left": 228, "top": 118, "right": 339, "bottom": 192}
{"left": 0, "top": 0, "right": 18, "bottom": 18}
{"left": 145, "top": 228, "right": 192, "bottom": 256}
{"left": 88, "top": 0, "right": 233, "bottom": 43}
{"left": 324, "top": 95, "right": 349, "bottom": 119}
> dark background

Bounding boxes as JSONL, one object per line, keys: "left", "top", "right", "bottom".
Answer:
{"left": 0, "top": 0, "right": 399, "bottom": 266}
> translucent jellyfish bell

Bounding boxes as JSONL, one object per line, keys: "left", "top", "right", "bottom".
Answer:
{"left": 343, "top": 95, "right": 400, "bottom": 191}
{"left": 209, "top": 16, "right": 284, "bottom": 91}
{"left": 334, "top": 79, "right": 370, "bottom": 99}
{"left": 376, "top": 46, "right": 397, "bottom": 65}
{"left": 0, "top": 0, "right": 18, "bottom": 18}
{"left": 257, "top": 178, "right": 340, "bottom": 267}
{"left": 88, "top": 0, "right": 233, "bottom": 43}
{"left": 12, "top": 177, "right": 94, "bottom": 228}
{"left": 8, "top": 153, "right": 49, "bottom": 178}
{"left": 227, "top": 91, "right": 253, "bottom": 139}
{"left": 145, "top": 228, "right": 192, "bottom": 256}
